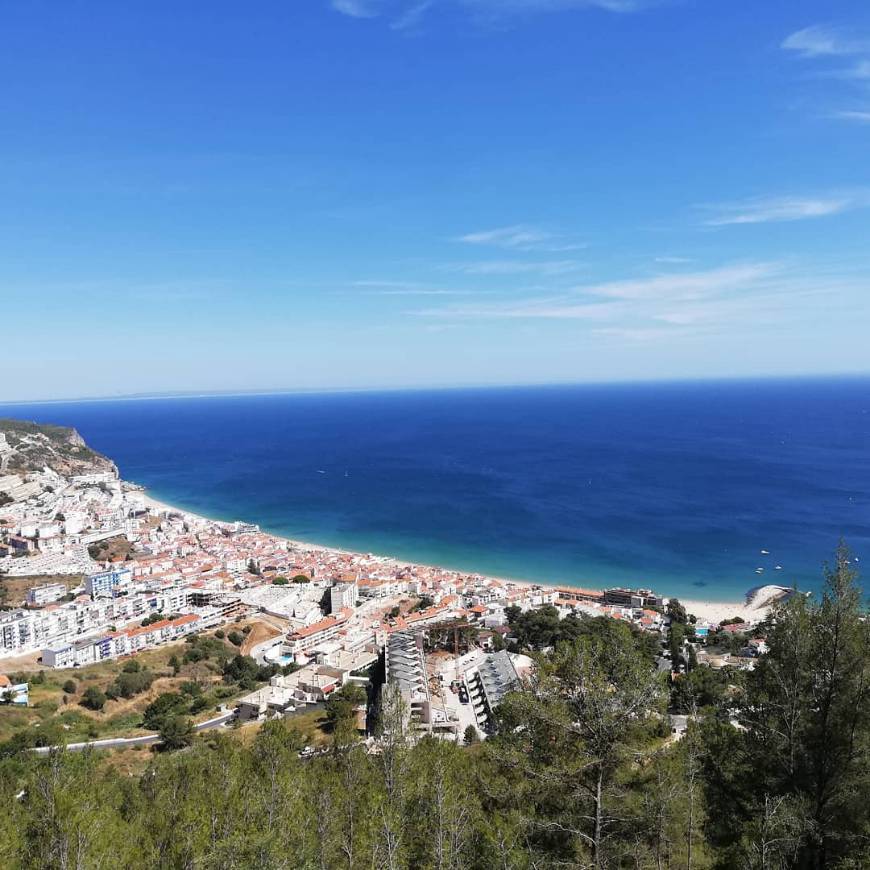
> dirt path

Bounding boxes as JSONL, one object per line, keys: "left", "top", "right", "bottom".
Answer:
{"left": 241, "top": 620, "right": 282, "bottom": 656}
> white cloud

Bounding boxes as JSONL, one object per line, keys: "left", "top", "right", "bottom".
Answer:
{"left": 457, "top": 224, "right": 586, "bottom": 252}
{"left": 782, "top": 25, "right": 870, "bottom": 59}
{"left": 783, "top": 24, "right": 870, "bottom": 117}
{"left": 332, "top": 0, "right": 381, "bottom": 17}
{"left": 414, "top": 298, "right": 623, "bottom": 319}
{"left": 391, "top": 0, "right": 436, "bottom": 31}
{"left": 351, "top": 279, "right": 476, "bottom": 295}
{"left": 376, "top": 288, "right": 473, "bottom": 296}
{"left": 700, "top": 193, "right": 868, "bottom": 226}
{"left": 459, "top": 225, "right": 551, "bottom": 248}
{"left": 593, "top": 326, "right": 692, "bottom": 341}
{"left": 833, "top": 109, "right": 870, "bottom": 123}
{"left": 579, "top": 263, "right": 777, "bottom": 300}
{"left": 330, "top": 0, "right": 648, "bottom": 28}
{"left": 410, "top": 259, "right": 870, "bottom": 347}
{"left": 450, "top": 259, "right": 584, "bottom": 276}
{"left": 416, "top": 262, "right": 785, "bottom": 325}
{"left": 461, "top": 0, "right": 643, "bottom": 14}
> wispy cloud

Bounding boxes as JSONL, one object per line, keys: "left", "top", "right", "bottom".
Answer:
{"left": 415, "top": 262, "right": 784, "bottom": 326}
{"left": 831, "top": 109, "right": 870, "bottom": 123}
{"left": 448, "top": 259, "right": 584, "bottom": 276}
{"left": 457, "top": 224, "right": 586, "bottom": 252}
{"left": 415, "top": 298, "right": 623, "bottom": 319}
{"left": 592, "top": 326, "right": 692, "bottom": 342}
{"left": 332, "top": 0, "right": 381, "bottom": 18}
{"left": 391, "top": 0, "right": 436, "bottom": 31}
{"left": 460, "top": 0, "right": 645, "bottom": 16}
{"left": 578, "top": 263, "right": 776, "bottom": 300}
{"left": 782, "top": 25, "right": 870, "bottom": 59}
{"left": 459, "top": 225, "right": 550, "bottom": 248}
{"left": 410, "top": 259, "right": 870, "bottom": 346}
{"left": 330, "top": 0, "right": 650, "bottom": 30}
{"left": 351, "top": 279, "right": 476, "bottom": 296}
{"left": 654, "top": 256, "right": 693, "bottom": 265}
{"left": 699, "top": 192, "right": 869, "bottom": 226}
{"left": 782, "top": 24, "right": 870, "bottom": 120}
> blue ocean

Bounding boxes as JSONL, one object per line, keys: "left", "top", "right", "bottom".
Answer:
{"left": 3, "top": 378, "right": 869, "bottom": 601}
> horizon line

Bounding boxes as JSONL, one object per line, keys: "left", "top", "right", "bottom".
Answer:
{"left": 2, "top": 370, "right": 870, "bottom": 408}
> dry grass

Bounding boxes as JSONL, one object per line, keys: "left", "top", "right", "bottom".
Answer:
{"left": 0, "top": 634, "right": 246, "bottom": 744}
{"left": 1, "top": 574, "right": 84, "bottom": 607}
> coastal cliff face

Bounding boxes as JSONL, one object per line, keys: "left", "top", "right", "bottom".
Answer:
{"left": 0, "top": 418, "right": 117, "bottom": 478}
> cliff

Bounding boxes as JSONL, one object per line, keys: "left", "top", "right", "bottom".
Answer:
{"left": 0, "top": 418, "right": 118, "bottom": 479}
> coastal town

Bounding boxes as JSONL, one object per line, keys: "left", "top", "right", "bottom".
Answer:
{"left": 0, "top": 419, "right": 781, "bottom": 746}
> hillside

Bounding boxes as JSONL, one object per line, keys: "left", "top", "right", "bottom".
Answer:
{"left": 0, "top": 418, "right": 117, "bottom": 479}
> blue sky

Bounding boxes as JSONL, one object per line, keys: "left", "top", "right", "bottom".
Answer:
{"left": 2, "top": 0, "right": 870, "bottom": 401}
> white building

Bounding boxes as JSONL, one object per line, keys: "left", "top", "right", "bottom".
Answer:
{"left": 26, "top": 583, "right": 68, "bottom": 606}
{"left": 330, "top": 581, "right": 358, "bottom": 613}
{"left": 85, "top": 567, "right": 133, "bottom": 599}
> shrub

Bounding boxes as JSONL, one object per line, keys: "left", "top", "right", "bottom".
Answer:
{"left": 111, "top": 669, "right": 154, "bottom": 699}
{"left": 140, "top": 612, "right": 165, "bottom": 628}
{"left": 62, "top": 679, "right": 77, "bottom": 695}
{"left": 227, "top": 631, "right": 243, "bottom": 647}
{"left": 80, "top": 687, "right": 107, "bottom": 711}
{"left": 214, "top": 630, "right": 225, "bottom": 640}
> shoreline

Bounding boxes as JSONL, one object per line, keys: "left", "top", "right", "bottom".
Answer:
{"left": 138, "top": 490, "right": 783, "bottom": 625}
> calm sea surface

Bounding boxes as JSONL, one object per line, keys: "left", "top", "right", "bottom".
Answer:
{"left": 3, "top": 379, "right": 869, "bottom": 601}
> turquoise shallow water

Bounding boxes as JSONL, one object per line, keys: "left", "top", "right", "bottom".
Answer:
{"left": 3, "top": 378, "right": 869, "bottom": 601}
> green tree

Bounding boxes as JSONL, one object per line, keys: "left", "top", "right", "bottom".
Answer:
{"left": 705, "top": 543, "right": 870, "bottom": 868}
{"left": 19, "top": 750, "right": 138, "bottom": 868}
{"left": 159, "top": 715, "right": 195, "bottom": 751}
{"left": 326, "top": 682, "right": 367, "bottom": 748}
{"left": 491, "top": 621, "right": 666, "bottom": 867}
{"left": 667, "top": 597, "right": 688, "bottom": 624}
{"left": 143, "top": 692, "right": 189, "bottom": 731}
{"left": 62, "top": 679, "right": 77, "bottom": 695}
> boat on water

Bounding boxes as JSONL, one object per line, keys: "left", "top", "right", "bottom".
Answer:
{"left": 760, "top": 549, "right": 770, "bottom": 555}
{"left": 755, "top": 567, "right": 764, "bottom": 574}
{"left": 775, "top": 565, "right": 783, "bottom": 570}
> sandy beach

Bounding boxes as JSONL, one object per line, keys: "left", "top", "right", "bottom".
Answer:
{"left": 139, "top": 491, "right": 782, "bottom": 625}
{"left": 679, "top": 588, "right": 786, "bottom": 625}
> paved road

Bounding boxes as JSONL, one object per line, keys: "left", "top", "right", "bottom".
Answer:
{"left": 251, "top": 635, "right": 284, "bottom": 665}
{"left": 30, "top": 711, "right": 236, "bottom": 755}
